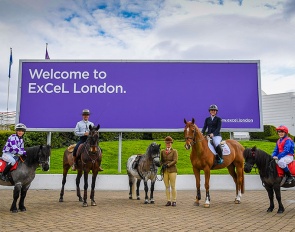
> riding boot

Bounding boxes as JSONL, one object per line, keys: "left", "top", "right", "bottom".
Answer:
{"left": 284, "top": 169, "right": 294, "bottom": 184}
{"left": 1, "top": 163, "right": 12, "bottom": 182}
{"left": 216, "top": 145, "right": 223, "bottom": 164}
{"left": 98, "top": 156, "right": 103, "bottom": 172}
{"left": 72, "top": 156, "right": 77, "bottom": 171}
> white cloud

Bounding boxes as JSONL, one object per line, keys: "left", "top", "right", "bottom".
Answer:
{"left": 0, "top": 0, "right": 294, "bottom": 111}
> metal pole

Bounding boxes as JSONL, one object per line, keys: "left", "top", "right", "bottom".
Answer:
{"left": 118, "top": 132, "right": 122, "bottom": 173}
{"left": 47, "top": 132, "right": 52, "bottom": 168}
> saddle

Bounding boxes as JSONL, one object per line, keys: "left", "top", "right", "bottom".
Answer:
{"left": 132, "top": 155, "right": 143, "bottom": 170}
{"left": 67, "top": 144, "right": 76, "bottom": 153}
{"left": 0, "top": 158, "right": 18, "bottom": 173}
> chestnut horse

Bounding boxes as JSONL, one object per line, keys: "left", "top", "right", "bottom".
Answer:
{"left": 59, "top": 124, "right": 102, "bottom": 207}
{"left": 184, "top": 118, "right": 245, "bottom": 207}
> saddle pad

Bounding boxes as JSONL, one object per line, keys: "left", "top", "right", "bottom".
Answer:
{"left": 0, "top": 160, "right": 18, "bottom": 172}
{"left": 207, "top": 140, "right": 231, "bottom": 156}
{"left": 276, "top": 161, "right": 295, "bottom": 177}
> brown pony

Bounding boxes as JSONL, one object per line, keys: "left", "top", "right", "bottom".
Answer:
{"left": 184, "top": 118, "right": 245, "bottom": 207}
{"left": 59, "top": 124, "right": 102, "bottom": 207}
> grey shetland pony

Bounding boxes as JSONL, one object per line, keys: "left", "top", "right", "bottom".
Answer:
{"left": 126, "top": 142, "right": 161, "bottom": 204}
{"left": 0, "top": 145, "right": 51, "bottom": 212}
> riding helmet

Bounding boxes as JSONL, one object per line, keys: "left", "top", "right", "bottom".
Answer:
{"left": 15, "top": 123, "right": 27, "bottom": 132}
{"left": 82, "top": 109, "right": 90, "bottom": 115}
{"left": 276, "top": 125, "right": 288, "bottom": 134}
{"left": 209, "top": 104, "right": 218, "bottom": 111}
{"left": 164, "top": 136, "right": 173, "bottom": 143}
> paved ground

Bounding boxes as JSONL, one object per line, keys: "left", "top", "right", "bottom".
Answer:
{"left": 1, "top": 189, "right": 295, "bottom": 231}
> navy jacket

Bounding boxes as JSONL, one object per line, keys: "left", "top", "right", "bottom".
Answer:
{"left": 201, "top": 116, "right": 222, "bottom": 136}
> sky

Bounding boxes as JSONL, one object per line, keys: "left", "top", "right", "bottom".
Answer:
{"left": 0, "top": 0, "right": 295, "bottom": 112}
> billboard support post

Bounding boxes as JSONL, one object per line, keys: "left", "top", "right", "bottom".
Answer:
{"left": 118, "top": 132, "right": 122, "bottom": 173}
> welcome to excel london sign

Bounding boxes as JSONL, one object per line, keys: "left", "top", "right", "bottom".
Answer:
{"left": 16, "top": 60, "right": 262, "bottom": 132}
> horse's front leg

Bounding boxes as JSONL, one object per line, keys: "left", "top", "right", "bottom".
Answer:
{"left": 204, "top": 167, "right": 211, "bottom": 208}
{"left": 76, "top": 170, "right": 83, "bottom": 202}
{"left": 143, "top": 180, "right": 149, "bottom": 204}
{"left": 83, "top": 170, "right": 89, "bottom": 207}
{"left": 90, "top": 171, "right": 98, "bottom": 206}
{"left": 59, "top": 167, "right": 69, "bottom": 202}
{"left": 193, "top": 168, "right": 201, "bottom": 206}
{"left": 18, "top": 185, "right": 30, "bottom": 212}
{"left": 264, "top": 185, "right": 275, "bottom": 212}
{"left": 274, "top": 185, "right": 284, "bottom": 214}
{"left": 150, "top": 180, "right": 156, "bottom": 204}
{"left": 10, "top": 184, "right": 21, "bottom": 213}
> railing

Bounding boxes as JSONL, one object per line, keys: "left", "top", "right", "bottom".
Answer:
{"left": 0, "top": 111, "right": 16, "bottom": 130}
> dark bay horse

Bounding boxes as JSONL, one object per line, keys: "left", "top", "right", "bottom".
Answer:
{"left": 126, "top": 142, "right": 161, "bottom": 204}
{"left": 0, "top": 145, "right": 51, "bottom": 212}
{"left": 59, "top": 124, "right": 102, "bottom": 207}
{"left": 244, "top": 146, "right": 295, "bottom": 213}
{"left": 184, "top": 118, "right": 245, "bottom": 207}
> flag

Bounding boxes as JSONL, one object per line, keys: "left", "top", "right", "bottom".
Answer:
{"left": 8, "top": 48, "right": 13, "bottom": 78}
{"left": 45, "top": 43, "right": 50, "bottom": 59}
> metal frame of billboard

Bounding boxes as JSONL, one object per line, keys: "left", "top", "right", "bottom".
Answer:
{"left": 16, "top": 59, "right": 262, "bottom": 132}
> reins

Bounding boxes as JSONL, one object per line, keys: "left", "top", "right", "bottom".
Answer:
{"left": 185, "top": 124, "right": 205, "bottom": 144}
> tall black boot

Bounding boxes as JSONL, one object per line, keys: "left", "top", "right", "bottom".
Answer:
{"left": 216, "top": 145, "right": 223, "bottom": 164}
{"left": 285, "top": 170, "right": 294, "bottom": 184}
{"left": 1, "top": 163, "right": 12, "bottom": 182}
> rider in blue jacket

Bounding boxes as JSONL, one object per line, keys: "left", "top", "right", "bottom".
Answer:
{"left": 272, "top": 125, "right": 295, "bottom": 184}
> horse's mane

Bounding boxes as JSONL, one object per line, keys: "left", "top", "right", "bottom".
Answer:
{"left": 244, "top": 146, "right": 277, "bottom": 178}
{"left": 146, "top": 142, "right": 160, "bottom": 157}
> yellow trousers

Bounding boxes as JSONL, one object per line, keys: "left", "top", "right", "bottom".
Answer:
{"left": 163, "top": 170, "right": 177, "bottom": 202}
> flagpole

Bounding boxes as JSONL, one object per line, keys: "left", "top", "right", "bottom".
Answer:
{"left": 6, "top": 47, "right": 12, "bottom": 129}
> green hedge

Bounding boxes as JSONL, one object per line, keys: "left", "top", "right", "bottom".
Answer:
{"left": 249, "top": 125, "right": 294, "bottom": 142}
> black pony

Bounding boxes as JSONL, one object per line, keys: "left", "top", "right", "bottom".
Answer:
{"left": 243, "top": 146, "right": 295, "bottom": 214}
{"left": 0, "top": 145, "right": 51, "bottom": 212}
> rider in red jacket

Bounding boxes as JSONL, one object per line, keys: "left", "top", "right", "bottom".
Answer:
{"left": 272, "top": 125, "right": 295, "bottom": 184}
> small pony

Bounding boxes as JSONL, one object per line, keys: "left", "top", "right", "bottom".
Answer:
{"left": 0, "top": 145, "right": 51, "bottom": 212}
{"left": 244, "top": 146, "right": 295, "bottom": 214}
{"left": 126, "top": 142, "right": 161, "bottom": 204}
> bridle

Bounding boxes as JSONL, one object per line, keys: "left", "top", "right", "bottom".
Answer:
{"left": 185, "top": 124, "right": 205, "bottom": 145}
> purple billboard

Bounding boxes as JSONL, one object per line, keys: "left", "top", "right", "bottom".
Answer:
{"left": 17, "top": 60, "right": 262, "bottom": 132}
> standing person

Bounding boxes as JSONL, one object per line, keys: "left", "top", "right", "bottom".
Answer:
{"left": 72, "top": 109, "right": 103, "bottom": 171}
{"left": 160, "top": 136, "right": 178, "bottom": 207}
{"left": 272, "top": 125, "right": 295, "bottom": 184}
{"left": 1, "top": 123, "right": 27, "bottom": 182}
{"left": 201, "top": 104, "right": 223, "bottom": 164}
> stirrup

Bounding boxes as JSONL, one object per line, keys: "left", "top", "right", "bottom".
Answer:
{"left": 0, "top": 174, "right": 8, "bottom": 182}
{"left": 98, "top": 166, "right": 104, "bottom": 172}
{"left": 217, "top": 158, "right": 223, "bottom": 164}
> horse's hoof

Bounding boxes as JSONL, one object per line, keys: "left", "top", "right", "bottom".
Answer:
{"left": 150, "top": 200, "right": 155, "bottom": 204}
{"left": 19, "top": 207, "right": 26, "bottom": 212}
{"left": 11, "top": 209, "right": 18, "bottom": 213}
{"left": 83, "top": 202, "right": 88, "bottom": 207}
{"left": 91, "top": 201, "right": 97, "bottom": 206}
{"left": 129, "top": 196, "right": 132, "bottom": 200}
{"left": 79, "top": 197, "right": 83, "bottom": 202}
{"left": 234, "top": 199, "right": 241, "bottom": 204}
{"left": 137, "top": 197, "right": 140, "bottom": 200}
{"left": 194, "top": 202, "right": 200, "bottom": 206}
{"left": 277, "top": 209, "right": 284, "bottom": 214}
{"left": 144, "top": 201, "right": 149, "bottom": 204}
{"left": 267, "top": 208, "right": 274, "bottom": 212}
{"left": 204, "top": 204, "right": 210, "bottom": 208}
{"left": 59, "top": 198, "right": 64, "bottom": 202}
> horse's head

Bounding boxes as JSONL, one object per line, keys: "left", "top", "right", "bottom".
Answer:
{"left": 184, "top": 118, "right": 199, "bottom": 150}
{"left": 87, "top": 124, "right": 100, "bottom": 154}
{"left": 147, "top": 142, "right": 161, "bottom": 167}
{"left": 243, "top": 146, "right": 257, "bottom": 173}
{"left": 38, "top": 145, "right": 51, "bottom": 171}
